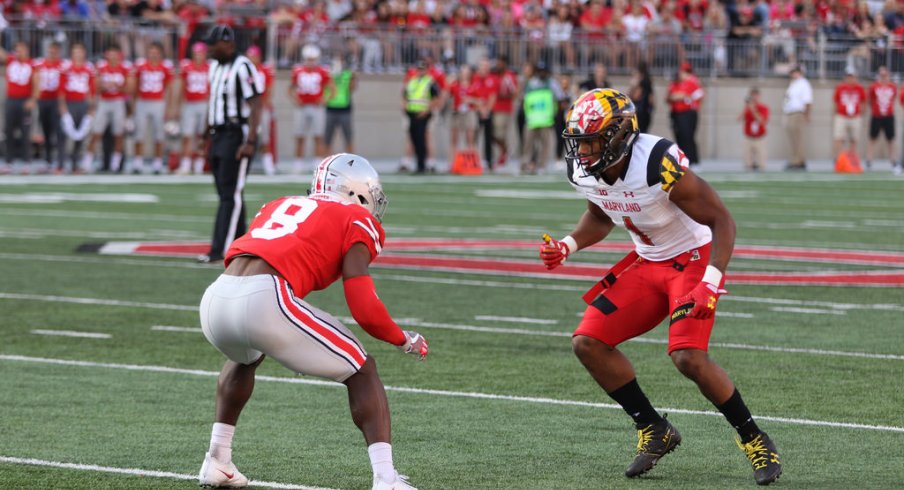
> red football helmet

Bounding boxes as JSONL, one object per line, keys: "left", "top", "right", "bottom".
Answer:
{"left": 562, "top": 89, "right": 639, "bottom": 177}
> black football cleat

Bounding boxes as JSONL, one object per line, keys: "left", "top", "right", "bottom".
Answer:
{"left": 737, "top": 432, "right": 782, "bottom": 485}
{"left": 625, "top": 417, "right": 682, "bottom": 478}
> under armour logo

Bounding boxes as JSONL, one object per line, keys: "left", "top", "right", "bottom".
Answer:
{"left": 623, "top": 191, "right": 635, "bottom": 198}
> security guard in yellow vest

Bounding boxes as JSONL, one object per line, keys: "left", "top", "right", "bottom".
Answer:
{"left": 521, "top": 61, "right": 565, "bottom": 174}
{"left": 402, "top": 59, "right": 440, "bottom": 173}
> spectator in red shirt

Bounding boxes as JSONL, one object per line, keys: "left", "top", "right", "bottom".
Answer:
{"left": 833, "top": 68, "right": 866, "bottom": 160}
{"left": 473, "top": 57, "right": 498, "bottom": 169}
{"left": 667, "top": 61, "right": 704, "bottom": 167}
{"left": 448, "top": 64, "right": 479, "bottom": 153}
{"left": 867, "top": 65, "right": 896, "bottom": 170}
{"left": 738, "top": 87, "right": 769, "bottom": 171}
{"left": 490, "top": 55, "right": 518, "bottom": 166}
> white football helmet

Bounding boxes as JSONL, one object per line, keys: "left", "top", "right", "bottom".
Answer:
{"left": 302, "top": 44, "right": 321, "bottom": 61}
{"left": 310, "top": 153, "right": 388, "bottom": 221}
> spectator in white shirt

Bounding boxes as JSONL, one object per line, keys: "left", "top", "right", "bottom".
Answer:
{"left": 782, "top": 65, "right": 813, "bottom": 170}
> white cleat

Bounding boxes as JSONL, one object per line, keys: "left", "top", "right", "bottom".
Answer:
{"left": 372, "top": 474, "right": 418, "bottom": 490}
{"left": 198, "top": 452, "right": 249, "bottom": 488}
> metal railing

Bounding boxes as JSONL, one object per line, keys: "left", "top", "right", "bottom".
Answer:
{"left": 4, "top": 20, "right": 901, "bottom": 80}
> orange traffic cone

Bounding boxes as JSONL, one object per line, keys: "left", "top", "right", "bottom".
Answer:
{"left": 450, "top": 149, "right": 483, "bottom": 175}
{"left": 834, "top": 150, "right": 863, "bottom": 174}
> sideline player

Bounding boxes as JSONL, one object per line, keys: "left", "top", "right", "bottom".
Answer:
{"left": 0, "top": 42, "right": 36, "bottom": 173}
{"left": 131, "top": 42, "right": 174, "bottom": 174}
{"left": 539, "top": 89, "right": 782, "bottom": 485}
{"left": 198, "top": 153, "right": 426, "bottom": 490}
{"left": 58, "top": 43, "right": 96, "bottom": 174}
{"left": 289, "top": 44, "right": 334, "bottom": 173}
{"left": 176, "top": 42, "right": 209, "bottom": 175}
{"left": 33, "top": 41, "right": 66, "bottom": 171}
{"left": 83, "top": 45, "right": 131, "bottom": 173}
{"left": 866, "top": 65, "right": 895, "bottom": 171}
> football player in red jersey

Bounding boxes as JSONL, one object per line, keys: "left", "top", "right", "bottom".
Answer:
{"left": 33, "top": 41, "right": 66, "bottom": 172}
{"left": 198, "top": 154, "right": 426, "bottom": 490}
{"left": 130, "top": 42, "right": 174, "bottom": 174}
{"left": 175, "top": 42, "right": 210, "bottom": 175}
{"left": 0, "top": 41, "right": 36, "bottom": 173}
{"left": 289, "top": 44, "right": 334, "bottom": 173}
{"left": 866, "top": 65, "right": 896, "bottom": 170}
{"left": 83, "top": 45, "right": 132, "bottom": 173}
{"left": 58, "top": 42, "right": 96, "bottom": 174}
{"left": 539, "top": 89, "right": 781, "bottom": 485}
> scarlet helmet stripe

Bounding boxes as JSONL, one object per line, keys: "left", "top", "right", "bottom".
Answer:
{"left": 314, "top": 154, "right": 338, "bottom": 193}
{"left": 274, "top": 277, "right": 367, "bottom": 368}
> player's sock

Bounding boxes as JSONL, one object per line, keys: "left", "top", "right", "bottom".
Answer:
{"left": 110, "top": 152, "right": 122, "bottom": 173}
{"left": 262, "top": 152, "right": 276, "bottom": 176}
{"left": 80, "top": 153, "right": 94, "bottom": 173}
{"left": 179, "top": 156, "right": 191, "bottom": 174}
{"left": 367, "top": 442, "right": 397, "bottom": 484}
{"left": 208, "top": 422, "right": 235, "bottom": 463}
{"left": 607, "top": 378, "right": 664, "bottom": 427}
{"left": 151, "top": 157, "right": 164, "bottom": 174}
{"left": 193, "top": 157, "right": 205, "bottom": 174}
{"left": 716, "top": 388, "right": 761, "bottom": 443}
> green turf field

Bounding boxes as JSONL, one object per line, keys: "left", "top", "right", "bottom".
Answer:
{"left": 1, "top": 172, "right": 903, "bottom": 489}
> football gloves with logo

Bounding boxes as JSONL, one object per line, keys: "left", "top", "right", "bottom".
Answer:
{"left": 540, "top": 234, "right": 573, "bottom": 270}
{"left": 675, "top": 281, "right": 727, "bottom": 320}
{"left": 400, "top": 330, "right": 429, "bottom": 360}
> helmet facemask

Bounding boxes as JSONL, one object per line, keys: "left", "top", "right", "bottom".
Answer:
{"left": 565, "top": 116, "right": 637, "bottom": 179}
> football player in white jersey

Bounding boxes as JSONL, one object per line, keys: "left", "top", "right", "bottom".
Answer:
{"left": 539, "top": 89, "right": 782, "bottom": 486}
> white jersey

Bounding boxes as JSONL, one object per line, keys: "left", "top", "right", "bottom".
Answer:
{"left": 568, "top": 133, "right": 711, "bottom": 261}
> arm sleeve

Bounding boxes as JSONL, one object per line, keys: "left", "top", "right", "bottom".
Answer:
{"left": 343, "top": 275, "right": 407, "bottom": 346}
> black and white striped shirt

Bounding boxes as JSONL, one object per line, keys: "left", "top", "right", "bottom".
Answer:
{"left": 207, "top": 54, "right": 263, "bottom": 126}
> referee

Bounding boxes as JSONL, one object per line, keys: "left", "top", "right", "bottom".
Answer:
{"left": 198, "top": 25, "right": 264, "bottom": 263}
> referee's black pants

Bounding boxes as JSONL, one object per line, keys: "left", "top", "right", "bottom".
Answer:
{"left": 207, "top": 127, "right": 250, "bottom": 258}
{"left": 407, "top": 111, "right": 430, "bottom": 172}
{"left": 670, "top": 110, "right": 699, "bottom": 165}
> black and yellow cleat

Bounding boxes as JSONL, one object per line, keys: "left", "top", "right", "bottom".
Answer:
{"left": 737, "top": 432, "right": 782, "bottom": 485}
{"left": 624, "top": 417, "right": 682, "bottom": 478}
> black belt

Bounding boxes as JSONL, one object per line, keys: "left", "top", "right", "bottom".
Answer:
{"left": 210, "top": 122, "right": 246, "bottom": 134}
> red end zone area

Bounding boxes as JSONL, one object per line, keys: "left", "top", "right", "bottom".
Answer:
{"left": 91, "top": 239, "right": 904, "bottom": 287}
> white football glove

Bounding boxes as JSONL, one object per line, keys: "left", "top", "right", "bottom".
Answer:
{"left": 399, "top": 330, "right": 429, "bottom": 360}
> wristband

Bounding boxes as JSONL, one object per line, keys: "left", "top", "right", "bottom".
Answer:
{"left": 702, "top": 265, "right": 723, "bottom": 286}
{"left": 561, "top": 235, "right": 578, "bottom": 255}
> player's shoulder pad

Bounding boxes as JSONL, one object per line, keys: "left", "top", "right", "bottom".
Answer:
{"left": 645, "top": 138, "right": 686, "bottom": 192}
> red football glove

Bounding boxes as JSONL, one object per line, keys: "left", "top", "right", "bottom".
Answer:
{"left": 399, "top": 330, "right": 429, "bottom": 360}
{"left": 540, "top": 234, "right": 573, "bottom": 270}
{"left": 675, "top": 281, "right": 728, "bottom": 320}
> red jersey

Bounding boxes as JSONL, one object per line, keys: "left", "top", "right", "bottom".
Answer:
{"left": 34, "top": 58, "right": 65, "bottom": 100}
{"left": 255, "top": 62, "right": 275, "bottom": 93}
{"left": 743, "top": 102, "right": 769, "bottom": 138}
{"left": 472, "top": 73, "right": 497, "bottom": 108}
{"left": 492, "top": 70, "right": 518, "bottom": 113}
{"left": 179, "top": 59, "right": 209, "bottom": 102}
{"left": 291, "top": 65, "right": 332, "bottom": 105}
{"left": 834, "top": 82, "right": 866, "bottom": 117}
{"left": 5, "top": 55, "right": 34, "bottom": 98}
{"left": 667, "top": 75, "right": 704, "bottom": 112}
{"left": 61, "top": 62, "right": 95, "bottom": 102}
{"left": 225, "top": 195, "right": 385, "bottom": 298}
{"left": 449, "top": 79, "right": 481, "bottom": 112}
{"left": 134, "top": 59, "right": 173, "bottom": 101}
{"left": 869, "top": 81, "right": 896, "bottom": 117}
{"left": 96, "top": 61, "right": 132, "bottom": 100}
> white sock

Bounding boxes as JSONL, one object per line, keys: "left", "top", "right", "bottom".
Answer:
{"left": 193, "top": 157, "right": 205, "bottom": 174}
{"left": 81, "top": 153, "right": 94, "bottom": 172}
{"left": 262, "top": 152, "right": 276, "bottom": 176}
{"left": 209, "top": 422, "right": 235, "bottom": 463}
{"left": 152, "top": 157, "right": 163, "bottom": 172}
{"left": 367, "top": 442, "right": 397, "bottom": 484}
{"left": 110, "top": 152, "right": 122, "bottom": 172}
{"left": 293, "top": 159, "right": 304, "bottom": 173}
{"left": 179, "top": 156, "right": 191, "bottom": 173}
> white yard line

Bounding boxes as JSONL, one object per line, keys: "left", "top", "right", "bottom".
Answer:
{"left": 151, "top": 325, "right": 202, "bottom": 333}
{"left": 0, "top": 456, "right": 332, "bottom": 490}
{"left": 769, "top": 307, "right": 848, "bottom": 316}
{"left": 0, "top": 292, "right": 197, "bottom": 311}
{"left": 30, "top": 329, "right": 111, "bottom": 339}
{"left": 2, "top": 292, "right": 900, "bottom": 361}
{"left": 474, "top": 315, "right": 558, "bottom": 325}
{"left": 1, "top": 354, "right": 901, "bottom": 434}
